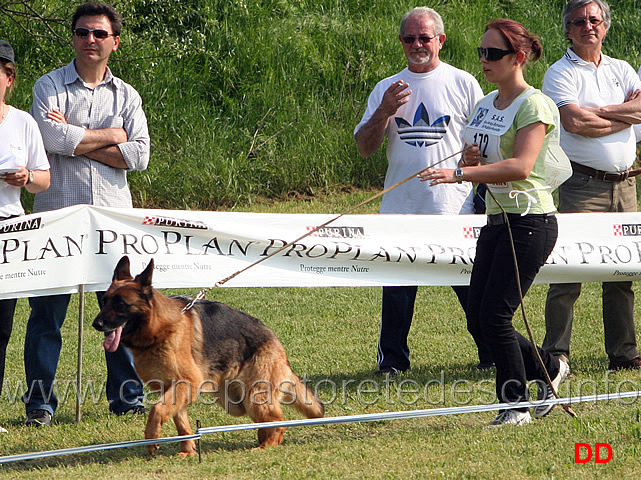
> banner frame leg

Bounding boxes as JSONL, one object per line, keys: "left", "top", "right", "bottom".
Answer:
{"left": 76, "top": 285, "right": 85, "bottom": 423}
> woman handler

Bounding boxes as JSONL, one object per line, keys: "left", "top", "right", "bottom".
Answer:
{"left": 419, "top": 19, "right": 569, "bottom": 426}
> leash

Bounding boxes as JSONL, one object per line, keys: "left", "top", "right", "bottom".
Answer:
{"left": 181, "top": 146, "right": 470, "bottom": 312}
{"left": 180, "top": 147, "right": 576, "bottom": 418}
{"left": 485, "top": 188, "right": 577, "bottom": 419}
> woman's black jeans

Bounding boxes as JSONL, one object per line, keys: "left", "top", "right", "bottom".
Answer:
{"left": 467, "top": 213, "right": 560, "bottom": 406}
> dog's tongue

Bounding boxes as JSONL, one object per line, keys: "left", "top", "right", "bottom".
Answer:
{"left": 104, "top": 326, "right": 123, "bottom": 352}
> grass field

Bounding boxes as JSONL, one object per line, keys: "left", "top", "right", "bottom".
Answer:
{"left": 1, "top": 191, "right": 641, "bottom": 479}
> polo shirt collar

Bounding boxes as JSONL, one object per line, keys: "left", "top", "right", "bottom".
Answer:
{"left": 565, "top": 47, "right": 612, "bottom": 69}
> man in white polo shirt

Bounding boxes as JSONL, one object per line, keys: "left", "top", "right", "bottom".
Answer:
{"left": 542, "top": 0, "right": 641, "bottom": 371}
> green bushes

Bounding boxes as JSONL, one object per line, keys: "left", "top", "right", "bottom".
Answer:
{"left": 3, "top": 0, "right": 640, "bottom": 209}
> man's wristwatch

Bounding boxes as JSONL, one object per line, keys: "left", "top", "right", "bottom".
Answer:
{"left": 455, "top": 168, "right": 464, "bottom": 183}
{"left": 26, "top": 170, "right": 34, "bottom": 185}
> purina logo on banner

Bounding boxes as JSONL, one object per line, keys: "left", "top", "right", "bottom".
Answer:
{"left": 0, "top": 216, "right": 42, "bottom": 235}
{"left": 142, "top": 215, "right": 209, "bottom": 230}
{"left": 616, "top": 224, "right": 641, "bottom": 236}
{"left": 306, "top": 226, "right": 366, "bottom": 239}
{"left": 463, "top": 226, "right": 482, "bottom": 239}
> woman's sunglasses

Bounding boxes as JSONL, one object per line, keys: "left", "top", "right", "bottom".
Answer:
{"left": 477, "top": 47, "right": 514, "bottom": 62}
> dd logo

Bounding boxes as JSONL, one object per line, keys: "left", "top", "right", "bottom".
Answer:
{"left": 574, "top": 443, "right": 613, "bottom": 463}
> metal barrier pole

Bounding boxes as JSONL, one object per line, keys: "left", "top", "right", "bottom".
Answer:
{"left": 0, "top": 435, "right": 201, "bottom": 464}
{"left": 0, "top": 391, "right": 639, "bottom": 464}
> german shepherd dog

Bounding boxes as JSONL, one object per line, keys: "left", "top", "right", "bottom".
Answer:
{"left": 92, "top": 256, "right": 324, "bottom": 456}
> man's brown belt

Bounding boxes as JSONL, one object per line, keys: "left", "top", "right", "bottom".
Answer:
{"left": 570, "top": 161, "right": 641, "bottom": 182}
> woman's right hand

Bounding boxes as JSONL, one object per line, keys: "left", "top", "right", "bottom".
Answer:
{"left": 461, "top": 143, "right": 481, "bottom": 167}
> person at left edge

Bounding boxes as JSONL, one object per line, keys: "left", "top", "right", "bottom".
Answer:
{"left": 0, "top": 39, "right": 50, "bottom": 433}
{"left": 24, "top": 2, "right": 150, "bottom": 427}
{"left": 354, "top": 6, "right": 492, "bottom": 375}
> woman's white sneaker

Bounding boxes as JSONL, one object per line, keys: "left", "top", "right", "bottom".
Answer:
{"left": 533, "top": 358, "right": 570, "bottom": 418}
{"left": 489, "top": 409, "right": 532, "bottom": 427}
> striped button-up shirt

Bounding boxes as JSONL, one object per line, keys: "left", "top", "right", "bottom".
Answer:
{"left": 30, "top": 61, "right": 150, "bottom": 212}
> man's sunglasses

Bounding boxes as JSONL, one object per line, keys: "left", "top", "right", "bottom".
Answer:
{"left": 73, "top": 28, "right": 117, "bottom": 39}
{"left": 401, "top": 34, "right": 438, "bottom": 45}
{"left": 477, "top": 47, "right": 514, "bottom": 62}
{"left": 568, "top": 17, "right": 604, "bottom": 28}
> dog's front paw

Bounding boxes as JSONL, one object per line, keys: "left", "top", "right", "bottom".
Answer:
{"left": 146, "top": 443, "right": 160, "bottom": 455}
{"left": 179, "top": 440, "right": 196, "bottom": 457}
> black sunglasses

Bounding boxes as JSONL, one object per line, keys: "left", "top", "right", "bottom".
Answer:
{"left": 401, "top": 34, "right": 438, "bottom": 44}
{"left": 568, "top": 17, "right": 604, "bottom": 28}
{"left": 477, "top": 47, "right": 514, "bottom": 61}
{"left": 73, "top": 28, "right": 117, "bottom": 39}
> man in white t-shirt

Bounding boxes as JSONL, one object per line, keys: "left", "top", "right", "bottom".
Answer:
{"left": 636, "top": 64, "right": 641, "bottom": 143}
{"left": 354, "top": 7, "right": 488, "bottom": 375}
{"left": 542, "top": 0, "right": 641, "bottom": 371}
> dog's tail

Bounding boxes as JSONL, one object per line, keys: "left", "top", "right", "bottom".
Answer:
{"left": 282, "top": 371, "right": 324, "bottom": 419}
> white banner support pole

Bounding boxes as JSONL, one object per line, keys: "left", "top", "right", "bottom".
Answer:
{"left": 76, "top": 285, "right": 85, "bottom": 423}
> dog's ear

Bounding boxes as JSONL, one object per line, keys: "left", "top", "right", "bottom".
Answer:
{"left": 135, "top": 258, "right": 154, "bottom": 287}
{"left": 113, "top": 256, "right": 133, "bottom": 281}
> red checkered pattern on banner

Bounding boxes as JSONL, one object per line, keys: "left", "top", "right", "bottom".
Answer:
{"left": 613, "top": 224, "right": 622, "bottom": 236}
{"left": 143, "top": 216, "right": 156, "bottom": 225}
{"left": 463, "top": 226, "right": 474, "bottom": 239}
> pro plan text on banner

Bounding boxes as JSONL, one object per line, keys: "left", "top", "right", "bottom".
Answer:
{"left": 1, "top": 205, "right": 641, "bottom": 299}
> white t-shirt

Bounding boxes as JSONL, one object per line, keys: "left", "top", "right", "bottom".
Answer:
{"left": 632, "top": 63, "right": 641, "bottom": 143}
{"left": 0, "top": 106, "right": 49, "bottom": 217}
{"left": 543, "top": 48, "right": 641, "bottom": 171}
{"left": 355, "top": 63, "right": 483, "bottom": 214}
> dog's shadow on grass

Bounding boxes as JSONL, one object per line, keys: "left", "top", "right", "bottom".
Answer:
{"left": 301, "top": 361, "right": 497, "bottom": 388}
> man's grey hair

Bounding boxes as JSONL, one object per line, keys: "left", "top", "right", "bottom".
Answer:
{"left": 400, "top": 7, "right": 445, "bottom": 36}
{"left": 562, "top": 0, "right": 611, "bottom": 39}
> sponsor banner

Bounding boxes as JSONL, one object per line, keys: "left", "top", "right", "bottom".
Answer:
{"left": 1, "top": 205, "right": 641, "bottom": 299}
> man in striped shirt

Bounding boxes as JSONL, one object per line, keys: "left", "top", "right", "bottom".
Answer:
{"left": 24, "top": 1, "right": 150, "bottom": 427}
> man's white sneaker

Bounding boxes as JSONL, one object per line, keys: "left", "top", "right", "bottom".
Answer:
{"left": 488, "top": 409, "right": 532, "bottom": 427}
{"left": 533, "top": 358, "right": 570, "bottom": 418}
